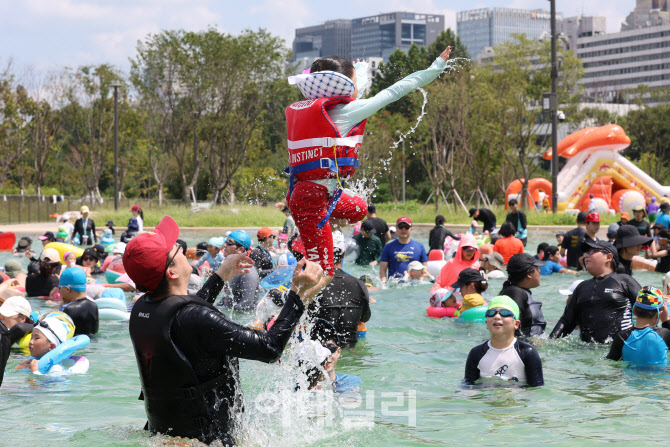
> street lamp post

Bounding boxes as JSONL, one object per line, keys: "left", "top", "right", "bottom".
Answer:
{"left": 550, "top": 0, "right": 558, "bottom": 214}
{"left": 111, "top": 82, "right": 122, "bottom": 211}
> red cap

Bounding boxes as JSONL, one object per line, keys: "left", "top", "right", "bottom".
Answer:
{"left": 585, "top": 212, "right": 600, "bottom": 223}
{"left": 257, "top": 227, "right": 278, "bottom": 239}
{"left": 123, "top": 216, "right": 179, "bottom": 292}
{"left": 130, "top": 204, "right": 141, "bottom": 212}
{"left": 396, "top": 216, "right": 412, "bottom": 226}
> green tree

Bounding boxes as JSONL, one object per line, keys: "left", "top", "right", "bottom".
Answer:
{"left": 623, "top": 104, "right": 670, "bottom": 184}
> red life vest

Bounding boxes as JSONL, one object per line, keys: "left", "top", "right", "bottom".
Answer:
{"left": 285, "top": 96, "right": 366, "bottom": 184}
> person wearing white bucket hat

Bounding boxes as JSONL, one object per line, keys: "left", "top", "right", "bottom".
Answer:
{"left": 285, "top": 44, "right": 454, "bottom": 298}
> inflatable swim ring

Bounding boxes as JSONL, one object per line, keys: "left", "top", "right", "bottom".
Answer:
{"left": 38, "top": 334, "right": 90, "bottom": 374}
{"left": 44, "top": 242, "right": 84, "bottom": 264}
{"left": 260, "top": 266, "right": 294, "bottom": 290}
{"left": 458, "top": 306, "right": 488, "bottom": 321}
{"left": 105, "top": 269, "right": 123, "bottom": 284}
{"left": 426, "top": 306, "right": 458, "bottom": 319}
{"left": 427, "top": 260, "right": 446, "bottom": 277}
{"left": 96, "top": 297, "right": 130, "bottom": 321}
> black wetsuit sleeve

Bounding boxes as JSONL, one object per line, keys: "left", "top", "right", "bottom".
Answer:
{"left": 196, "top": 272, "right": 227, "bottom": 304}
{"left": 623, "top": 275, "right": 642, "bottom": 306}
{"left": 549, "top": 287, "right": 580, "bottom": 339}
{"left": 520, "top": 212, "right": 527, "bottom": 229}
{"left": 8, "top": 322, "right": 33, "bottom": 344}
{"left": 515, "top": 340, "right": 543, "bottom": 386}
{"left": 360, "top": 283, "right": 371, "bottom": 323}
{"left": 178, "top": 291, "right": 304, "bottom": 363}
{"left": 91, "top": 220, "right": 97, "bottom": 242}
{"left": 606, "top": 331, "right": 626, "bottom": 360}
{"left": 463, "top": 342, "right": 488, "bottom": 385}
{"left": 0, "top": 330, "right": 9, "bottom": 387}
{"left": 657, "top": 328, "right": 670, "bottom": 349}
{"left": 444, "top": 229, "right": 460, "bottom": 240}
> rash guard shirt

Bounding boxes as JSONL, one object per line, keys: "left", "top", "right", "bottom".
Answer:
{"left": 464, "top": 338, "right": 544, "bottom": 387}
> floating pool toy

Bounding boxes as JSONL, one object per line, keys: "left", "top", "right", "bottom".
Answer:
{"left": 458, "top": 306, "right": 488, "bottom": 321}
{"left": 37, "top": 334, "right": 90, "bottom": 374}
{"left": 426, "top": 306, "right": 457, "bottom": 319}
{"left": 260, "top": 266, "right": 294, "bottom": 290}
{"left": 44, "top": 242, "right": 84, "bottom": 264}
{"left": 96, "top": 297, "right": 130, "bottom": 321}
{"left": 0, "top": 232, "right": 16, "bottom": 251}
{"left": 105, "top": 269, "right": 123, "bottom": 284}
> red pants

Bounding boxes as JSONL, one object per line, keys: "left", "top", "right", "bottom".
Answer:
{"left": 288, "top": 181, "right": 367, "bottom": 275}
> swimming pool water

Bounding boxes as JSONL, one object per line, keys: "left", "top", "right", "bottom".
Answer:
{"left": 1, "top": 229, "right": 668, "bottom": 446}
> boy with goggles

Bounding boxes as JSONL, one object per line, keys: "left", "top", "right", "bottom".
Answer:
{"left": 607, "top": 286, "right": 670, "bottom": 365}
{"left": 464, "top": 296, "right": 544, "bottom": 387}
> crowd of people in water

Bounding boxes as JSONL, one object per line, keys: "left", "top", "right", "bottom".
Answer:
{"left": 1, "top": 197, "right": 670, "bottom": 443}
{"left": 3, "top": 43, "right": 670, "bottom": 444}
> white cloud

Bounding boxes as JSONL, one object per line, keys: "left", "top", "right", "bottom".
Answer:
{"left": 25, "top": 0, "right": 113, "bottom": 20}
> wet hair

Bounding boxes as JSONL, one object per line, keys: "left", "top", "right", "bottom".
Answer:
{"left": 176, "top": 239, "right": 188, "bottom": 252}
{"left": 435, "top": 215, "right": 446, "bottom": 225}
{"left": 504, "top": 266, "right": 536, "bottom": 287}
{"left": 577, "top": 212, "right": 588, "bottom": 224}
{"left": 39, "top": 260, "right": 61, "bottom": 278}
{"left": 465, "top": 280, "right": 488, "bottom": 294}
{"left": 498, "top": 222, "right": 516, "bottom": 238}
{"left": 659, "top": 229, "right": 670, "bottom": 239}
{"left": 537, "top": 243, "right": 549, "bottom": 255}
{"left": 310, "top": 56, "right": 355, "bottom": 79}
{"left": 542, "top": 245, "right": 559, "bottom": 261}
{"left": 634, "top": 306, "right": 659, "bottom": 320}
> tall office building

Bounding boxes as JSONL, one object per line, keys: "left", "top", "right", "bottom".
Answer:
{"left": 457, "top": 8, "right": 558, "bottom": 59}
{"left": 292, "top": 19, "right": 352, "bottom": 61}
{"left": 557, "top": 16, "right": 607, "bottom": 51}
{"left": 291, "top": 12, "right": 444, "bottom": 63}
{"left": 622, "top": 0, "right": 670, "bottom": 30}
{"left": 350, "top": 12, "right": 444, "bottom": 59}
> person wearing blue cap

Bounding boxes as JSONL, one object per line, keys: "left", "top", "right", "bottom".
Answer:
{"left": 59, "top": 267, "right": 99, "bottom": 336}
{"left": 194, "top": 237, "right": 225, "bottom": 272}
{"left": 219, "top": 231, "right": 259, "bottom": 310}
{"left": 607, "top": 286, "right": 670, "bottom": 365}
{"left": 464, "top": 295, "right": 543, "bottom": 387}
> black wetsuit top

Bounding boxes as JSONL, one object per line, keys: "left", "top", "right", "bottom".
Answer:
{"left": 428, "top": 225, "right": 460, "bottom": 251}
{"left": 249, "top": 246, "right": 274, "bottom": 279}
{"left": 607, "top": 321, "right": 670, "bottom": 360}
{"left": 62, "top": 298, "right": 99, "bottom": 336}
{"left": 618, "top": 258, "right": 633, "bottom": 275}
{"left": 563, "top": 227, "right": 587, "bottom": 270}
{"left": 464, "top": 339, "right": 544, "bottom": 387}
{"left": 631, "top": 219, "right": 652, "bottom": 237}
{"left": 308, "top": 268, "right": 371, "bottom": 348}
{"left": 366, "top": 217, "right": 389, "bottom": 247}
{"left": 655, "top": 249, "right": 670, "bottom": 273}
{"left": 474, "top": 208, "right": 497, "bottom": 233}
{"left": 505, "top": 210, "right": 527, "bottom": 232}
{"left": 72, "top": 218, "right": 97, "bottom": 245}
{"left": 131, "top": 273, "right": 304, "bottom": 444}
{"left": 25, "top": 273, "right": 60, "bottom": 297}
{"left": 549, "top": 272, "right": 641, "bottom": 343}
{"left": 0, "top": 321, "right": 30, "bottom": 387}
{"left": 498, "top": 284, "right": 546, "bottom": 337}
{"left": 120, "top": 230, "right": 137, "bottom": 243}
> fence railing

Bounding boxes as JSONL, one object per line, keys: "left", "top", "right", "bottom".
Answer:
{"left": 0, "top": 194, "right": 184, "bottom": 224}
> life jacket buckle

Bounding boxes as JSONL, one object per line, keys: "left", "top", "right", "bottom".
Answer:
{"left": 322, "top": 137, "right": 335, "bottom": 147}
{"left": 320, "top": 158, "right": 332, "bottom": 169}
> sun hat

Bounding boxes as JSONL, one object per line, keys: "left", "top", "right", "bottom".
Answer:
{"left": 59, "top": 267, "right": 87, "bottom": 292}
{"left": 632, "top": 205, "right": 646, "bottom": 216}
{"left": 112, "top": 242, "right": 126, "bottom": 255}
{"left": 40, "top": 248, "right": 60, "bottom": 262}
{"left": 620, "top": 212, "right": 630, "bottom": 220}
{"left": 295, "top": 339, "right": 332, "bottom": 367}
{"left": 429, "top": 288, "right": 455, "bottom": 306}
{"left": 123, "top": 215, "right": 180, "bottom": 293}
{"left": 634, "top": 286, "right": 664, "bottom": 311}
{"left": 34, "top": 316, "right": 67, "bottom": 346}
{"left": 407, "top": 260, "right": 426, "bottom": 272}
{"left": 451, "top": 268, "right": 486, "bottom": 289}
{"left": 4, "top": 260, "right": 27, "bottom": 278}
{"left": 227, "top": 230, "right": 251, "bottom": 250}
{"left": 0, "top": 296, "right": 31, "bottom": 318}
{"left": 257, "top": 227, "right": 278, "bottom": 239}
{"left": 16, "top": 238, "right": 31, "bottom": 252}
{"left": 288, "top": 70, "right": 355, "bottom": 100}
{"left": 82, "top": 248, "right": 99, "bottom": 260}
{"left": 559, "top": 279, "right": 584, "bottom": 296}
{"left": 481, "top": 252, "right": 504, "bottom": 270}
{"left": 207, "top": 237, "right": 225, "bottom": 248}
{"left": 80, "top": 205, "right": 90, "bottom": 214}
{"left": 487, "top": 295, "right": 520, "bottom": 320}
{"left": 127, "top": 218, "right": 140, "bottom": 232}
{"left": 471, "top": 220, "right": 478, "bottom": 226}
{"left": 613, "top": 225, "right": 653, "bottom": 249}
{"left": 62, "top": 213, "right": 71, "bottom": 221}
{"left": 107, "top": 220, "right": 115, "bottom": 226}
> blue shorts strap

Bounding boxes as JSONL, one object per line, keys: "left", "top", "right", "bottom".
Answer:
{"left": 317, "top": 187, "right": 343, "bottom": 229}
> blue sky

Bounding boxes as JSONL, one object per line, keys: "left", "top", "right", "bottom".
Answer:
{"left": 0, "top": 0, "right": 635, "bottom": 72}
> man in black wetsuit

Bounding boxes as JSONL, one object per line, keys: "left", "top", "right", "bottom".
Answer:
{"left": 0, "top": 296, "right": 32, "bottom": 387}
{"left": 560, "top": 212, "right": 588, "bottom": 270}
{"left": 550, "top": 240, "right": 641, "bottom": 343}
{"left": 123, "top": 216, "right": 323, "bottom": 445}
{"left": 499, "top": 253, "right": 546, "bottom": 337}
{"left": 428, "top": 215, "right": 460, "bottom": 251}
{"left": 250, "top": 227, "right": 277, "bottom": 279}
{"left": 613, "top": 225, "right": 652, "bottom": 275}
{"left": 308, "top": 232, "right": 371, "bottom": 348}
{"left": 59, "top": 266, "right": 99, "bottom": 336}
{"left": 469, "top": 208, "right": 497, "bottom": 234}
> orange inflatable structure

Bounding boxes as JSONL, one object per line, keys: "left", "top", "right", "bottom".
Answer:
{"left": 507, "top": 124, "right": 668, "bottom": 214}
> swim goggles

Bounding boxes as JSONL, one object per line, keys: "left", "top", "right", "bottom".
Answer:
{"left": 34, "top": 320, "right": 63, "bottom": 344}
{"left": 485, "top": 308, "right": 516, "bottom": 319}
